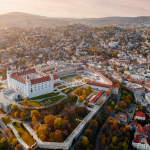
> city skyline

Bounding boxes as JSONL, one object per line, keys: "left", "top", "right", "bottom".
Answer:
{"left": 0, "top": 0, "right": 150, "bottom": 18}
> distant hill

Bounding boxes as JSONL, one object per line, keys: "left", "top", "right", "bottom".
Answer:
{"left": 0, "top": 12, "right": 150, "bottom": 27}
{"left": 76, "top": 16, "right": 150, "bottom": 27}
{"left": 0, "top": 12, "right": 69, "bottom": 27}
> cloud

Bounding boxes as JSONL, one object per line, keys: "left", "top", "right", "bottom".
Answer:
{"left": 0, "top": 0, "right": 149, "bottom": 18}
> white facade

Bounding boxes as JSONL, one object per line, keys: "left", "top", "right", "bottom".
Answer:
{"left": 7, "top": 68, "right": 58, "bottom": 98}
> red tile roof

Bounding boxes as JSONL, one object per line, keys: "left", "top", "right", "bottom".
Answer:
{"left": 90, "top": 90, "right": 104, "bottom": 104}
{"left": 11, "top": 68, "right": 52, "bottom": 84}
{"left": 129, "top": 122, "right": 147, "bottom": 136}
{"left": 8, "top": 66, "right": 11, "bottom": 70}
{"left": 11, "top": 73, "right": 26, "bottom": 84}
{"left": 112, "top": 84, "right": 119, "bottom": 88}
{"left": 133, "top": 134, "right": 140, "bottom": 143}
{"left": 15, "top": 69, "right": 36, "bottom": 76}
{"left": 76, "top": 67, "right": 112, "bottom": 85}
{"left": 53, "top": 74, "right": 59, "bottom": 80}
{"left": 30, "top": 76, "right": 51, "bottom": 84}
{"left": 87, "top": 81, "right": 112, "bottom": 88}
{"left": 135, "top": 111, "right": 146, "bottom": 118}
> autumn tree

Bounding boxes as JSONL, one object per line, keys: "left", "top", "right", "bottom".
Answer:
{"left": 99, "top": 134, "right": 108, "bottom": 148}
{"left": 96, "top": 114, "right": 103, "bottom": 127}
{"left": 119, "top": 101, "right": 127, "bottom": 109}
{"left": 82, "top": 90, "right": 87, "bottom": 99}
{"left": 98, "top": 99, "right": 103, "bottom": 105}
{"left": 3, "top": 128, "right": 12, "bottom": 137}
{"left": 44, "top": 115, "right": 54, "bottom": 127}
{"left": 14, "top": 111, "right": 20, "bottom": 118}
{"left": 76, "top": 106, "right": 88, "bottom": 117}
{"left": 78, "top": 96, "right": 84, "bottom": 102}
{"left": 86, "top": 86, "right": 92, "bottom": 95}
{"left": 15, "top": 144, "right": 22, "bottom": 150}
{"left": 20, "top": 112, "right": 27, "bottom": 120}
{"left": 85, "top": 129, "right": 93, "bottom": 142}
{"left": 11, "top": 104, "right": 17, "bottom": 111}
{"left": 74, "top": 88, "right": 80, "bottom": 95}
{"left": 11, "top": 139, "right": 18, "bottom": 147}
{"left": 0, "top": 137, "right": 6, "bottom": 145}
{"left": 54, "top": 118, "right": 64, "bottom": 130}
{"left": 105, "top": 90, "right": 111, "bottom": 96}
{"left": 62, "top": 130, "right": 68, "bottom": 139}
{"left": 89, "top": 120, "right": 98, "bottom": 130}
{"left": 114, "top": 105, "right": 119, "bottom": 112}
{"left": 82, "top": 136, "right": 89, "bottom": 148}
{"left": 31, "top": 110, "right": 40, "bottom": 123}
{"left": 54, "top": 129, "right": 63, "bottom": 142}
{"left": 23, "top": 99, "right": 29, "bottom": 106}
{"left": 112, "top": 136, "right": 118, "bottom": 145}
{"left": 36, "top": 126, "right": 47, "bottom": 141}
{"left": 104, "top": 106, "right": 113, "bottom": 115}
{"left": 50, "top": 132, "right": 55, "bottom": 142}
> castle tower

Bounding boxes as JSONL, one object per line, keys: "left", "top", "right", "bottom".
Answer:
{"left": 50, "top": 71, "right": 54, "bottom": 89}
{"left": 50, "top": 71, "right": 53, "bottom": 80}
{"left": 26, "top": 76, "right": 31, "bottom": 85}
{"left": 7, "top": 66, "right": 13, "bottom": 87}
{"left": 26, "top": 76, "right": 31, "bottom": 97}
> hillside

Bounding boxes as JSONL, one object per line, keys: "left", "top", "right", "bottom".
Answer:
{"left": 0, "top": 12, "right": 150, "bottom": 27}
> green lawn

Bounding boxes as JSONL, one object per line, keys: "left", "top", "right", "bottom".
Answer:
{"left": 62, "top": 88, "right": 73, "bottom": 94}
{"left": 29, "top": 101, "right": 42, "bottom": 107}
{"left": 1, "top": 117, "right": 12, "bottom": 125}
{"left": 22, "top": 117, "right": 32, "bottom": 122}
{"left": 19, "top": 101, "right": 42, "bottom": 107}
{"left": 12, "top": 122, "right": 36, "bottom": 147}
{"left": 63, "top": 95, "right": 78, "bottom": 106}
{"left": 60, "top": 74, "right": 78, "bottom": 80}
{"left": 30, "top": 92, "right": 59, "bottom": 100}
{"left": 128, "top": 110, "right": 133, "bottom": 113}
{"left": 40, "top": 95, "right": 65, "bottom": 106}
{"left": 86, "top": 90, "right": 93, "bottom": 97}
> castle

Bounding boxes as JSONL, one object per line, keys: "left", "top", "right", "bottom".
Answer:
{"left": 7, "top": 67, "right": 60, "bottom": 98}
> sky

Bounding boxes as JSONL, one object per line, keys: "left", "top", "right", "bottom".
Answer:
{"left": 0, "top": 0, "right": 150, "bottom": 18}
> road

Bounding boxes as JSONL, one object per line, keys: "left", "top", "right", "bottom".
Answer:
{"left": 95, "top": 91, "right": 121, "bottom": 150}
{"left": 69, "top": 95, "right": 113, "bottom": 150}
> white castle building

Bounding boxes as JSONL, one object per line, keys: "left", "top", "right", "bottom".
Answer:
{"left": 7, "top": 67, "right": 60, "bottom": 98}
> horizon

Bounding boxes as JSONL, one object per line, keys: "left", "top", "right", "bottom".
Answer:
{"left": 0, "top": 0, "right": 150, "bottom": 18}
{"left": 0, "top": 11, "right": 150, "bottom": 19}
